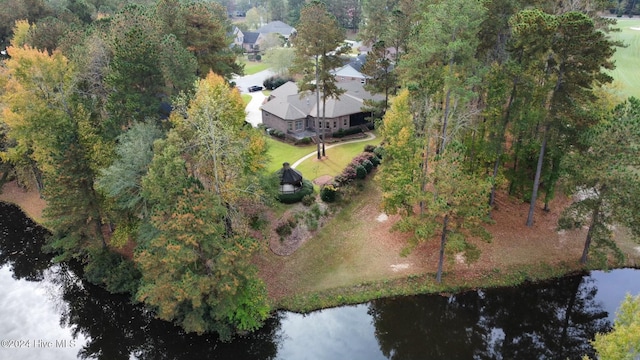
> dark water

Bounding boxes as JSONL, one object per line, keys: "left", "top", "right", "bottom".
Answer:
{"left": 1, "top": 202, "right": 639, "bottom": 360}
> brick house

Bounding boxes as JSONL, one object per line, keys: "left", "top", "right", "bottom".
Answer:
{"left": 260, "top": 81, "right": 384, "bottom": 139}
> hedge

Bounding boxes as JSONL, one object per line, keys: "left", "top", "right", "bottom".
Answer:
{"left": 277, "top": 179, "right": 314, "bottom": 204}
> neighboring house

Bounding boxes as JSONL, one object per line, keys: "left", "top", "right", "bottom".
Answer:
{"left": 232, "top": 22, "right": 294, "bottom": 52}
{"left": 261, "top": 81, "right": 384, "bottom": 139}
{"left": 256, "top": 21, "right": 296, "bottom": 41}
{"left": 332, "top": 63, "right": 368, "bottom": 84}
{"left": 242, "top": 32, "right": 264, "bottom": 52}
{"left": 231, "top": 26, "right": 242, "bottom": 47}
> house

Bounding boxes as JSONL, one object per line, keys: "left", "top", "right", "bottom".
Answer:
{"left": 256, "top": 21, "right": 296, "bottom": 41}
{"left": 260, "top": 81, "right": 384, "bottom": 139}
{"left": 332, "top": 63, "right": 368, "bottom": 83}
{"left": 232, "top": 22, "right": 295, "bottom": 53}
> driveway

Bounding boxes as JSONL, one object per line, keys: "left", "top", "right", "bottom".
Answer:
{"left": 233, "top": 69, "right": 274, "bottom": 127}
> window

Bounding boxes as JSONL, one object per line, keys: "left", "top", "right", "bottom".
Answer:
{"left": 288, "top": 122, "right": 293, "bottom": 131}
{"left": 295, "top": 120, "right": 303, "bottom": 130}
{"left": 343, "top": 118, "right": 348, "bottom": 126}
{"left": 333, "top": 121, "right": 337, "bottom": 128}
{"left": 326, "top": 121, "right": 330, "bottom": 128}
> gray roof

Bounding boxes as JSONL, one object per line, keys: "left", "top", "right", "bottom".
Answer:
{"left": 278, "top": 163, "right": 303, "bottom": 185}
{"left": 349, "top": 54, "right": 367, "bottom": 72}
{"left": 243, "top": 32, "right": 260, "bottom": 45}
{"left": 261, "top": 81, "right": 384, "bottom": 120}
{"left": 256, "top": 21, "right": 296, "bottom": 37}
{"left": 332, "top": 64, "right": 367, "bottom": 79}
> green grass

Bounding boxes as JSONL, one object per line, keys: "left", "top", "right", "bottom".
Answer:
{"left": 295, "top": 135, "right": 382, "bottom": 180}
{"left": 264, "top": 137, "right": 316, "bottom": 173}
{"left": 241, "top": 59, "right": 270, "bottom": 75}
{"left": 608, "top": 19, "right": 640, "bottom": 99}
{"left": 241, "top": 94, "right": 252, "bottom": 105}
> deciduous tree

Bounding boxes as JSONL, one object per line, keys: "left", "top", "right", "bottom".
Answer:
{"left": 587, "top": 294, "right": 640, "bottom": 360}
{"left": 135, "top": 72, "right": 271, "bottom": 338}
{"left": 0, "top": 44, "right": 106, "bottom": 260}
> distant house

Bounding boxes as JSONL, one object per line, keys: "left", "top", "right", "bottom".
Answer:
{"left": 241, "top": 32, "right": 264, "bottom": 52}
{"left": 332, "top": 63, "right": 368, "bottom": 83}
{"left": 256, "top": 21, "right": 296, "bottom": 40}
{"left": 260, "top": 81, "right": 383, "bottom": 139}
{"left": 232, "top": 22, "right": 295, "bottom": 52}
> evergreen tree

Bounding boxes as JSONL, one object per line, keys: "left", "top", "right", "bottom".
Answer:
{"left": 291, "top": 1, "right": 348, "bottom": 158}
{"left": 558, "top": 98, "right": 640, "bottom": 265}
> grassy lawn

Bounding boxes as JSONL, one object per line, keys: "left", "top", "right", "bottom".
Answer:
{"left": 264, "top": 137, "right": 316, "bottom": 173}
{"left": 295, "top": 135, "right": 382, "bottom": 180}
{"left": 241, "top": 94, "right": 252, "bottom": 105}
{"left": 240, "top": 58, "right": 270, "bottom": 75}
{"left": 608, "top": 19, "right": 640, "bottom": 99}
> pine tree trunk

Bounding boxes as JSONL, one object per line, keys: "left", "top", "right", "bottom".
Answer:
{"left": 436, "top": 214, "right": 449, "bottom": 283}
{"left": 489, "top": 79, "right": 518, "bottom": 209}
{"left": 315, "top": 55, "right": 321, "bottom": 160}
{"left": 581, "top": 193, "right": 603, "bottom": 264}
{"left": 527, "top": 124, "right": 549, "bottom": 227}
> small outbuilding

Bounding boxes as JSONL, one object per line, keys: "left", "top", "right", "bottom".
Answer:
{"left": 277, "top": 162, "right": 303, "bottom": 193}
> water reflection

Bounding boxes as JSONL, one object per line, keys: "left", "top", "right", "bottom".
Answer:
{"left": 0, "top": 202, "right": 52, "bottom": 280}
{"left": 369, "top": 275, "right": 611, "bottom": 360}
{"left": 1, "top": 202, "right": 639, "bottom": 360}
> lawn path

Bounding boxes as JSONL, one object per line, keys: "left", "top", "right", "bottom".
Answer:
{"left": 290, "top": 132, "right": 377, "bottom": 169}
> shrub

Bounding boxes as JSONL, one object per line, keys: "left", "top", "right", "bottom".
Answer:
{"left": 255, "top": 54, "right": 262, "bottom": 61}
{"left": 373, "top": 146, "right": 385, "bottom": 159}
{"left": 341, "top": 164, "right": 357, "bottom": 181}
{"left": 305, "top": 216, "right": 318, "bottom": 231}
{"left": 277, "top": 179, "right": 314, "bottom": 203}
{"left": 301, "top": 194, "right": 316, "bottom": 206}
{"left": 362, "top": 159, "right": 374, "bottom": 173}
{"left": 310, "top": 203, "right": 323, "bottom": 218}
{"left": 320, "top": 184, "right": 338, "bottom": 202}
{"left": 270, "top": 129, "right": 286, "bottom": 139}
{"left": 275, "top": 216, "right": 297, "bottom": 237}
{"left": 263, "top": 75, "right": 294, "bottom": 90}
{"left": 249, "top": 214, "right": 268, "bottom": 230}
{"left": 333, "top": 174, "right": 350, "bottom": 186}
{"left": 364, "top": 144, "right": 376, "bottom": 153}
{"left": 295, "top": 137, "right": 312, "bottom": 145}
{"left": 370, "top": 155, "right": 381, "bottom": 167}
{"left": 355, "top": 165, "right": 367, "bottom": 179}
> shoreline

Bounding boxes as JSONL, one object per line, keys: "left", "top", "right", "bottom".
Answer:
{"left": 2, "top": 180, "right": 639, "bottom": 315}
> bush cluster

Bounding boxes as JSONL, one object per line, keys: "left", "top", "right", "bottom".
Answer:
{"left": 295, "top": 137, "right": 312, "bottom": 145}
{"left": 332, "top": 127, "right": 363, "bottom": 138}
{"left": 263, "top": 75, "right": 294, "bottom": 90}
{"left": 333, "top": 147, "right": 383, "bottom": 186}
{"left": 268, "top": 128, "right": 286, "bottom": 139}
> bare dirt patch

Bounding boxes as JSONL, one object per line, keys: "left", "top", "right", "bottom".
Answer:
{"left": 0, "top": 181, "right": 45, "bottom": 222}
{"left": 313, "top": 175, "right": 333, "bottom": 186}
